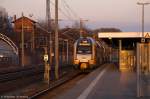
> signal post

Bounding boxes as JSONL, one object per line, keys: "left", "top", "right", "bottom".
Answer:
{"left": 44, "top": 47, "right": 50, "bottom": 84}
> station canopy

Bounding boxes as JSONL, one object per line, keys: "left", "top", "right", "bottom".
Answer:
{"left": 98, "top": 32, "right": 150, "bottom": 49}
{"left": 98, "top": 32, "right": 150, "bottom": 38}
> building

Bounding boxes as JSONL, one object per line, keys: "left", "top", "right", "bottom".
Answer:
{"left": 12, "top": 16, "right": 37, "bottom": 65}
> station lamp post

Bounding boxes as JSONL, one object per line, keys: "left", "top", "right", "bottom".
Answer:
{"left": 137, "top": 2, "right": 150, "bottom": 97}
{"left": 137, "top": 2, "right": 150, "bottom": 43}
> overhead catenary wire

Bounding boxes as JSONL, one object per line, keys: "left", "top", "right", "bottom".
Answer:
{"left": 61, "top": 0, "right": 73, "bottom": 18}
{"left": 62, "top": 0, "right": 89, "bottom": 32}
{"left": 49, "top": 0, "right": 80, "bottom": 23}
{"left": 49, "top": 0, "right": 74, "bottom": 20}
{"left": 62, "top": 0, "right": 80, "bottom": 20}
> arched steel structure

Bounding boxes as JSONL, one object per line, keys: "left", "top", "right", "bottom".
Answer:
{"left": 0, "top": 33, "right": 18, "bottom": 55}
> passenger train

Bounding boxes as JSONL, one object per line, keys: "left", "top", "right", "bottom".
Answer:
{"left": 73, "top": 37, "right": 109, "bottom": 71}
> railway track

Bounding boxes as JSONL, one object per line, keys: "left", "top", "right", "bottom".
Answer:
{"left": 31, "top": 64, "right": 110, "bottom": 99}
{"left": 1, "top": 68, "right": 84, "bottom": 99}
{"left": 0, "top": 64, "right": 73, "bottom": 83}
{"left": 29, "top": 70, "right": 82, "bottom": 99}
{"left": 0, "top": 65, "right": 44, "bottom": 94}
{"left": 34, "top": 73, "right": 88, "bottom": 99}
{"left": 0, "top": 65, "right": 76, "bottom": 96}
{"left": 0, "top": 66, "right": 44, "bottom": 83}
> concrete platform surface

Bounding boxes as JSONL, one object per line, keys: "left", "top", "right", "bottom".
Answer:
{"left": 55, "top": 63, "right": 150, "bottom": 99}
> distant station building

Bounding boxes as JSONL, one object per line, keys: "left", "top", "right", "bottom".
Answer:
{"left": 12, "top": 16, "right": 37, "bottom": 65}
{"left": 11, "top": 15, "right": 74, "bottom": 66}
{"left": 12, "top": 15, "right": 50, "bottom": 65}
{"left": 12, "top": 16, "right": 36, "bottom": 49}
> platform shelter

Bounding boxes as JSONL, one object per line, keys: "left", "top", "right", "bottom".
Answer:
{"left": 98, "top": 32, "right": 150, "bottom": 71}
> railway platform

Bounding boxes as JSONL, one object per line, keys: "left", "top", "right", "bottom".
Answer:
{"left": 54, "top": 63, "right": 149, "bottom": 99}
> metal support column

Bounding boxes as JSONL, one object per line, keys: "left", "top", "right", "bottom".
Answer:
{"left": 80, "top": 19, "right": 83, "bottom": 37}
{"left": 64, "top": 39, "right": 68, "bottom": 64}
{"left": 66, "top": 40, "right": 69, "bottom": 64}
{"left": 109, "top": 47, "right": 112, "bottom": 63}
{"left": 62, "top": 40, "right": 65, "bottom": 64}
{"left": 141, "top": 4, "right": 145, "bottom": 43}
{"left": 137, "top": 43, "right": 142, "bottom": 97}
{"left": 119, "top": 40, "right": 122, "bottom": 70}
{"left": 44, "top": 47, "right": 50, "bottom": 84}
{"left": 32, "top": 24, "right": 35, "bottom": 52}
{"left": 137, "top": 2, "right": 150, "bottom": 43}
{"left": 21, "top": 13, "right": 24, "bottom": 67}
{"left": 148, "top": 43, "right": 150, "bottom": 72}
{"left": 55, "top": 0, "right": 59, "bottom": 79}
{"left": 46, "top": 0, "right": 52, "bottom": 81}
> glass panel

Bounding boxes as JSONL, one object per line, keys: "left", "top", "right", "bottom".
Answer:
{"left": 77, "top": 45, "right": 92, "bottom": 54}
{"left": 137, "top": 43, "right": 150, "bottom": 97}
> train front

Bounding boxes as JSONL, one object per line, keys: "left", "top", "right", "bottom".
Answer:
{"left": 73, "top": 38, "right": 95, "bottom": 70}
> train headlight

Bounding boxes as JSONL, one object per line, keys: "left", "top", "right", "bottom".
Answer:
{"left": 74, "top": 59, "right": 79, "bottom": 64}
{"left": 80, "top": 63, "right": 87, "bottom": 69}
{"left": 89, "top": 60, "right": 95, "bottom": 65}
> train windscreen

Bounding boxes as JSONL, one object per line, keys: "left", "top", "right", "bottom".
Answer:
{"left": 77, "top": 39, "right": 92, "bottom": 54}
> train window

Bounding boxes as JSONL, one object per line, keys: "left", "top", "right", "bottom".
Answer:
{"left": 77, "top": 46, "right": 92, "bottom": 54}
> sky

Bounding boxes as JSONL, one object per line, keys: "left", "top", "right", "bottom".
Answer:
{"left": 0, "top": 0, "right": 150, "bottom": 31}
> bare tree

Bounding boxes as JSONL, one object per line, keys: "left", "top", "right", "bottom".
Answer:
{"left": 0, "top": 6, "right": 13, "bottom": 38}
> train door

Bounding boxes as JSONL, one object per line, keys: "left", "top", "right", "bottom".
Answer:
{"left": 137, "top": 43, "right": 150, "bottom": 97}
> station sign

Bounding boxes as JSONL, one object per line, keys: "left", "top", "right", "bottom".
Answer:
{"left": 144, "top": 32, "right": 150, "bottom": 38}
